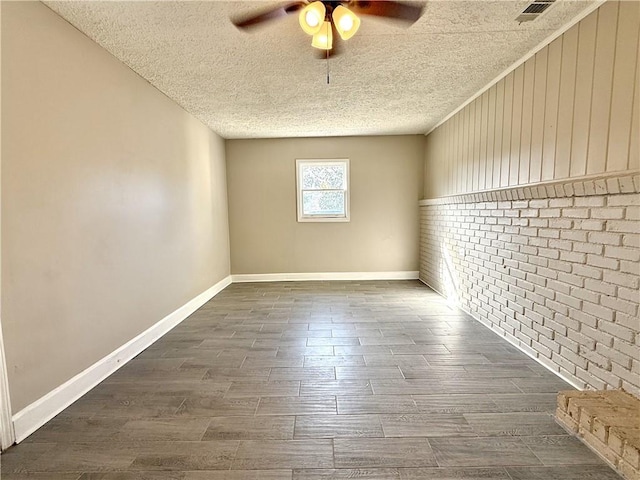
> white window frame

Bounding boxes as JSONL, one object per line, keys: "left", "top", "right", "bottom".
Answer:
{"left": 296, "top": 159, "right": 350, "bottom": 223}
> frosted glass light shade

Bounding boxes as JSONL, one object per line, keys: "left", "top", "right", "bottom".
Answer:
{"left": 299, "top": 1, "right": 326, "bottom": 35}
{"left": 311, "top": 21, "right": 333, "bottom": 50}
{"left": 332, "top": 5, "right": 360, "bottom": 40}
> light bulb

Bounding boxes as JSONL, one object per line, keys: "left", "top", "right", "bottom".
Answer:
{"left": 305, "top": 10, "right": 320, "bottom": 28}
{"left": 338, "top": 15, "right": 353, "bottom": 32}
{"left": 311, "top": 21, "right": 333, "bottom": 50}
{"left": 299, "top": 1, "right": 326, "bottom": 35}
{"left": 332, "top": 5, "right": 360, "bottom": 40}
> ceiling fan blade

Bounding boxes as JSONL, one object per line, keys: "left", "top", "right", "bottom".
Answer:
{"left": 348, "top": 1, "right": 423, "bottom": 24}
{"left": 232, "top": 2, "right": 307, "bottom": 30}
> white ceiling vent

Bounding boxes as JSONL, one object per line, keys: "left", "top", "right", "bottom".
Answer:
{"left": 516, "top": 0, "right": 556, "bottom": 23}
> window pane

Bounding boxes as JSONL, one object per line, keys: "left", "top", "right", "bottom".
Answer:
{"left": 301, "top": 164, "right": 345, "bottom": 189}
{"left": 302, "top": 191, "right": 345, "bottom": 216}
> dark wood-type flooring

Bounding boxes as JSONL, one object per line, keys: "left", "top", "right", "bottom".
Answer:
{"left": 1, "top": 281, "right": 617, "bottom": 479}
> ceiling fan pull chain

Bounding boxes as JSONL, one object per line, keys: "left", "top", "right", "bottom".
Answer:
{"left": 326, "top": 48, "right": 330, "bottom": 84}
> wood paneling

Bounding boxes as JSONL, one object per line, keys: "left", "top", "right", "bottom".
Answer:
{"left": 501, "top": 73, "right": 514, "bottom": 187}
{"left": 493, "top": 82, "right": 504, "bottom": 188}
{"left": 555, "top": 25, "right": 579, "bottom": 180}
{"left": 570, "top": 11, "right": 597, "bottom": 178}
{"left": 510, "top": 65, "right": 524, "bottom": 185}
{"left": 424, "top": 1, "right": 639, "bottom": 198}
{"left": 530, "top": 49, "right": 547, "bottom": 184}
{"left": 542, "top": 38, "right": 562, "bottom": 181}
{"left": 587, "top": 1, "right": 618, "bottom": 174}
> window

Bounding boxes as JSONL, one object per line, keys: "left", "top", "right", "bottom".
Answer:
{"left": 296, "top": 159, "right": 350, "bottom": 222}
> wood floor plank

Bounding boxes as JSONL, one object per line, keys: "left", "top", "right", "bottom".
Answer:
{"left": 4, "top": 281, "right": 612, "bottom": 479}
{"left": 333, "top": 438, "right": 437, "bottom": 468}
{"left": 203, "top": 415, "right": 295, "bottom": 440}
{"left": 294, "top": 414, "right": 383, "bottom": 438}
{"left": 233, "top": 439, "right": 334, "bottom": 469}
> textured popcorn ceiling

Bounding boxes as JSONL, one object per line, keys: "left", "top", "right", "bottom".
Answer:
{"left": 44, "top": 0, "right": 597, "bottom": 139}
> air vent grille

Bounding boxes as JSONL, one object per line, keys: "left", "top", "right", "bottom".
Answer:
{"left": 516, "top": 0, "right": 556, "bottom": 23}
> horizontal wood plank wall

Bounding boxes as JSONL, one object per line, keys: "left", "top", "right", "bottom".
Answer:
{"left": 424, "top": 1, "right": 640, "bottom": 199}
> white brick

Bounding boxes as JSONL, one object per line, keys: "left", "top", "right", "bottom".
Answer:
{"left": 540, "top": 208, "right": 561, "bottom": 218}
{"left": 580, "top": 347, "right": 612, "bottom": 369}
{"left": 530, "top": 339, "right": 552, "bottom": 358}
{"left": 532, "top": 322, "right": 555, "bottom": 340}
{"left": 561, "top": 251, "right": 586, "bottom": 263}
{"left": 608, "top": 194, "right": 640, "bottom": 206}
{"left": 614, "top": 339, "right": 640, "bottom": 360}
{"left": 572, "top": 242, "right": 604, "bottom": 255}
{"left": 548, "top": 218, "right": 573, "bottom": 229}
{"left": 575, "top": 196, "right": 606, "bottom": 207}
{"left": 581, "top": 324, "right": 615, "bottom": 347}
{"left": 570, "top": 287, "right": 600, "bottom": 304}
{"left": 600, "top": 295, "right": 638, "bottom": 316}
{"left": 603, "top": 270, "right": 639, "bottom": 289}
{"left": 561, "top": 230, "right": 588, "bottom": 242}
{"left": 555, "top": 292, "right": 582, "bottom": 309}
{"left": 618, "top": 286, "right": 640, "bottom": 303}
{"left": 539, "top": 229, "right": 560, "bottom": 239}
{"left": 587, "top": 364, "right": 622, "bottom": 388}
{"left": 546, "top": 299, "right": 569, "bottom": 316}
{"left": 567, "top": 328, "right": 597, "bottom": 350}
{"left": 626, "top": 205, "right": 639, "bottom": 220}
{"left": 591, "top": 208, "right": 625, "bottom": 219}
{"left": 607, "top": 220, "right": 638, "bottom": 233}
{"left": 620, "top": 259, "right": 639, "bottom": 274}
{"left": 538, "top": 247, "right": 560, "bottom": 259}
{"left": 563, "top": 208, "right": 590, "bottom": 218}
{"left": 611, "top": 363, "right": 638, "bottom": 385}
{"left": 596, "top": 343, "right": 633, "bottom": 369}
{"left": 581, "top": 301, "right": 615, "bottom": 322}
{"left": 584, "top": 278, "right": 617, "bottom": 296}
{"left": 555, "top": 331, "right": 578, "bottom": 351}
{"left": 554, "top": 351, "right": 580, "bottom": 374}
{"left": 571, "top": 264, "right": 603, "bottom": 280}
{"left": 604, "top": 245, "right": 640, "bottom": 262}
{"left": 559, "top": 347, "right": 589, "bottom": 369}
{"left": 419, "top": 191, "right": 639, "bottom": 394}
{"left": 614, "top": 312, "right": 640, "bottom": 333}
{"left": 585, "top": 254, "right": 619, "bottom": 271}
{"left": 530, "top": 199, "right": 549, "bottom": 208}
{"left": 539, "top": 336, "right": 560, "bottom": 355}
{"left": 575, "top": 367, "right": 608, "bottom": 390}
{"left": 557, "top": 272, "right": 584, "bottom": 287}
{"left": 526, "top": 273, "right": 547, "bottom": 287}
{"left": 550, "top": 198, "right": 574, "bottom": 207}
{"left": 622, "top": 233, "right": 639, "bottom": 248}
{"left": 574, "top": 219, "right": 605, "bottom": 231}
{"left": 588, "top": 231, "right": 623, "bottom": 246}
{"left": 546, "top": 279, "right": 572, "bottom": 295}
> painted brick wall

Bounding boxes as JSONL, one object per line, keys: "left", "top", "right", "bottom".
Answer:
{"left": 419, "top": 173, "right": 640, "bottom": 395}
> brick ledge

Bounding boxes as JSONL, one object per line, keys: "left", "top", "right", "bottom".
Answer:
{"left": 420, "top": 170, "right": 640, "bottom": 206}
{"left": 556, "top": 390, "right": 640, "bottom": 480}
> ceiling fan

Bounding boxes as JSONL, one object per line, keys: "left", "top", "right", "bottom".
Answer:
{"left": 232, "top": 1, "right": 424, "bottom": 56}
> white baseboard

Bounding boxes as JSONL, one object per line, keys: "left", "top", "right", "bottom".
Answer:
{"left": 11, "top": 275, "right": 232, "bottom": 443}
{"left": 417, "top": 277, "right": 584, "bottom": 391}
{"left": 232, "top": 271, "right": 420, "bottom": 282}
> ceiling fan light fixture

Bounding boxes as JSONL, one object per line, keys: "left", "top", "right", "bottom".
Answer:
{"left": 332, "top": 5, "right": 360, "bottom": 40}
{"left": 299, "top": 1, "right": 326, "bottom": 35}
{"left": 311, "top": 20, "right": 333, "bottom": 50}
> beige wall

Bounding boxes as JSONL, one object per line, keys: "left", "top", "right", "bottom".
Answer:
{"left": 226, "top": 136, "right": 424, "bottom": 274}
{"left": 424, "top": 0, "right": 640, "bottom": 199}
{"left": 1, "top": 2, "right": 230, "bottom": 412}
